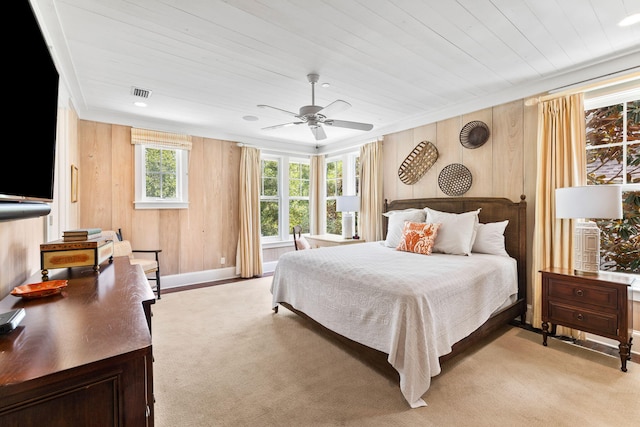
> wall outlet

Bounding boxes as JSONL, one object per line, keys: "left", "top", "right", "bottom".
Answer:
{"left": 220, "top": 257, "right": 225, "bottom": 265}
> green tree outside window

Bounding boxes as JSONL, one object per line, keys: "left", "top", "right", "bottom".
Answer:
{"left": 585, "top": 99, "right": 640, "bottom": 272}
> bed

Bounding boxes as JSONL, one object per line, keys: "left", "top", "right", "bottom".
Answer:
{"left": 271, "top": 197, "right": 527, "bottom": 408}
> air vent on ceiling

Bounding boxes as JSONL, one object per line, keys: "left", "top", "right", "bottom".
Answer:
{"left": 131, "top": 86, "right": 152, "bottom": 98}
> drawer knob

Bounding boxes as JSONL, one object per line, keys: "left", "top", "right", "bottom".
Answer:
{"left": 576, "top": 313, "right": 584, "bottom": 321}
{"left": 575, "top": 289, "right": 584, "bottom": 297}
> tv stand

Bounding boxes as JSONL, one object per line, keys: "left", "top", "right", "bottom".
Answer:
{"left": 0, "top": 257, "right": 155, "bottom": 426}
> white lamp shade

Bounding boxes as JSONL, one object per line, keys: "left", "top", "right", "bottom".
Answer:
{"left": 336, "top": 195, "right": 360, "bottom": 212}
{"left": 555, "top": 185, "right": 622, "bottom": 219}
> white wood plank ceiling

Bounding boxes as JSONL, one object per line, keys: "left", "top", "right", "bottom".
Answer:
{"left": 31, "top": 0, "right": 640, "bottom": 153}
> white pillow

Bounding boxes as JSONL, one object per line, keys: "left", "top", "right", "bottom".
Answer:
{"left": 383, "top": 209, "right": 426, "bottom": 248}
{"left": 472, "top": 220, "right": 509, "bottom": 256}
{"left": 424, "top": 207, "right": 480, "bottom": 255}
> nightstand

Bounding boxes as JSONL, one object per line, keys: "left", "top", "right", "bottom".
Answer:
{"left": 540, "top": 268, "right": 634, "bottom": 372}
{"left": 305, "top": 234, "right": 366, "bottom": 249}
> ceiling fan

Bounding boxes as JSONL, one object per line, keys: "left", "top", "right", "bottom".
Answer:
{"left": 258, "top": 73, "right": 374, "bottom": 141}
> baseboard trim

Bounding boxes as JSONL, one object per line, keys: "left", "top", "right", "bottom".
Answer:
{"left": 161, "top": 267, "right": 239, "bottom": 289}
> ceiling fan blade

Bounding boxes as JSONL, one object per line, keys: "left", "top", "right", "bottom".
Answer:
{"left": 310, "top": 125, "right": 327, "bottom": 140}
{"left": 317, "top": 100, "right": 351, "bottom": 117}
{"left": 324, "top": 119, "right": 373, "bottom": 131}
{"left": 257, "top": 104, "right": 300, "bottom": 118}
{"left": 262, "top": 122, "right": 303, "bottom": 130}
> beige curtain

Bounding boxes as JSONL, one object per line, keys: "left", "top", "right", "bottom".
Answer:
{"left": 310, "top": 155, "right": 326, "bottom": 235}
{"left": 359, "top": 139, "right": 384, "bottom": 242}
{"left": 236, "top": 146, "right": 263, "bottom": 278}
{"left": 531, "top": 94, "right": 586, "bottom": 337}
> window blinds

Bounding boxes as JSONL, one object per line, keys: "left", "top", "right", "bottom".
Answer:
{"left": 131, "top": 128, "right": 192, "bottom": 150}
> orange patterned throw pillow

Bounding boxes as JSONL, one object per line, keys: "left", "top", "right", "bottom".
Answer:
{"left": 396, "top": 221, "right": 440, "bottom": 255}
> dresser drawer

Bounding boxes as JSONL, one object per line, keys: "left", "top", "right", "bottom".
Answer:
{"left": 547, "top": 277, "right": 619, "bottom": 310}
{"left": 547, "top": 301, "right": 618, "bottom": 336}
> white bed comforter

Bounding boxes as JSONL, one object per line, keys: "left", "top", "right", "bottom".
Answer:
{"left": 270, "top": 241, "right": 518, "bottom": 408}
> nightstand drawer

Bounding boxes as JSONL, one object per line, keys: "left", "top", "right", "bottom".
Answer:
{"left": 547, "top": 277, "right": 618, "bottom": 310}
{"left": 548, "top": 301, "right": 618, "bottom": 336}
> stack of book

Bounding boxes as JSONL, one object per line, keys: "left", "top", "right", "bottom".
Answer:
{"left": 62, "top": 228, "right": 102, "bottom": 242}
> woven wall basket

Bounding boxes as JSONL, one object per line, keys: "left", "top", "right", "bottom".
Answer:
{"left": 459, "top": 120, "right": 490, "bottom": 149}
{"left": 438, "top": 163, "right": 472, "bottom": 196}
{"left": 398, "top": 141, "right": 439, "bottom": 185}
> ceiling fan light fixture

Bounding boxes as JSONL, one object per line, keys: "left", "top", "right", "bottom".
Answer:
{"left": 258, "top": 74, "right": 373, "bottom": 141}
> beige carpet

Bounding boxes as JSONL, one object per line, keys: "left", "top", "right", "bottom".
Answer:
{"left": 152, "top": 277, "right": 639, "bottom": 427}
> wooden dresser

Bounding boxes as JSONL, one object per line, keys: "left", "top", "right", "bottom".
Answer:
{"left": 0, "top": 257, "right": 155, "bottom": 426}
{"left": 541, "top": 268, "right": 634, "bottom": 372}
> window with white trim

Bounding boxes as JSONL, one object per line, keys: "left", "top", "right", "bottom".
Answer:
{"left": 132, "top": 128, "right": 191, "bottom": 209}
{"left": 326, "top": 152, "right": 359, "bottom": 235}
{"left": 260, "top": 154, "right": 310, "bottom": 243}
{"left": 584, "top": 89, "right": 639, "bottom": 273}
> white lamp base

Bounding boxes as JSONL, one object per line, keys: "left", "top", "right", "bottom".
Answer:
{"left": 342, "top": 213, "right": 353, "bottom": 239}
{"left": 574, "top": 221, "right": 600, "bottom": 275}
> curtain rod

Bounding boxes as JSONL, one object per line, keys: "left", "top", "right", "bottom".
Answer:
{"left": 525, "top": 69, "right": 640, "bottom": 106}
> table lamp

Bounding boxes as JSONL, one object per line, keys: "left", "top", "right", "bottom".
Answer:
{"left": 336, "top": 195, "right": 360, "bottom": 239}
{"left": 555, "top": 185, "right": 622, "bottom": 275}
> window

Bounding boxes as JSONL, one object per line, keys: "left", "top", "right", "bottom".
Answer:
{"left": 134, "top": 145, "right": 189, "bottom": 209}
{"left": 289, "top": 160, "right": 310, "bottom": 234}
{"left": 260, "top": 155, "right": 310, "bottom": 243}
{"left": 584, "top": 91, "right": 640, "bottom": 273}
{"left": 260, "top": 158, "right": 280, "bottom": 238}
{"left": 326, "top": 152, "right": 359, "bottom": 235}
{"left": 325, "top": 158, "right": 343, "bottom": 235}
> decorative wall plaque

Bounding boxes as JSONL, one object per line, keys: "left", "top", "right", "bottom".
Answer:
{"left": 398, "top": 141, "right": 439, "bottom": 185}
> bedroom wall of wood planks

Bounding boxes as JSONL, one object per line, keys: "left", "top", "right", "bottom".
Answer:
{"left": 382, "top": 99, "right": 533, "bottom": 203}
{"left": 77, "top": 120, "right": 241, "bottom": 280}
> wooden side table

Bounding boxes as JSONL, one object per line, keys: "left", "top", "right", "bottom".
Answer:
{"left": 305, "top": 234, "right": 366, "bottom": 249}
{"left": 540, "top": 268, "right": 634, "bottom": 371}
{"left": 40, "top": 238, "right": 114, "bottom": 279}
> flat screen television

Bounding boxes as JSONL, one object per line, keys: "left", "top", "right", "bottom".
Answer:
{"left": 0, "top": 1, "right": 59, "bottom": 220}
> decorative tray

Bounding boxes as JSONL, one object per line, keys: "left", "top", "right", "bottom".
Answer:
{"left": 11, "top": 280, "right": 68, "bottom": 299}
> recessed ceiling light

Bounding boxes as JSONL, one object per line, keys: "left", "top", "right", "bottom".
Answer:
{"left": 243, "top": 115, "right": 259, "bottom": 121}
{"left": 321, "top": 82, "right": 330, "bottom": 88}
{"left": 619, "top": 13, "right": 640, "bottom": 26}
{"left": 134, "top": 101, "right": 147, "bottom": 107}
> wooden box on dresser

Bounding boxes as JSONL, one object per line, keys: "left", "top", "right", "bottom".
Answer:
{"left": 0, "top": 257, "right": 155, "bottom": 427}
{"left": 541, "top": 267, "right": 634, "bottom": 372}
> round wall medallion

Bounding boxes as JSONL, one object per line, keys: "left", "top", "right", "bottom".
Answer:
{"left": 459, "top": 121, "right": 490, "bottom": 149}
{"left": 438, "top": 163, "right": 472, "bottom": 196}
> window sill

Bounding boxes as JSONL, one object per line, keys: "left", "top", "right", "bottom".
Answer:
{"left": 134, "top": 201, "right": 189, "bottom": 209}
{"left": 604, "top": 271, "right": 640, "bottom": 302}
{"left": 262, "top": 240, "right": 293, "bottom": 250}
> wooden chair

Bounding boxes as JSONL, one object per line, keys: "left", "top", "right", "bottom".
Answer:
{"left": 103, "top": 230, "right": 162, "bottom": 299}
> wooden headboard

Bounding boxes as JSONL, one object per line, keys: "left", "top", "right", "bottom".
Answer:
{"left": 384, "top": 196, "right": 527, "bottom": 302}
